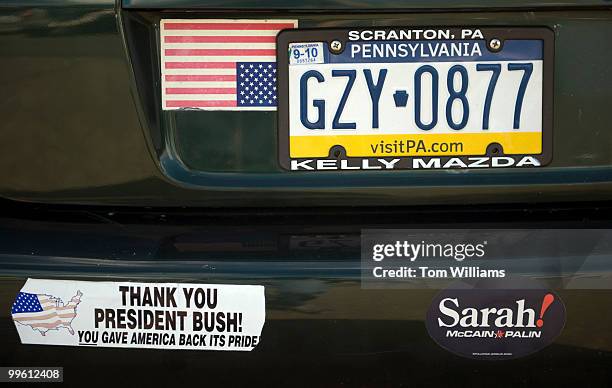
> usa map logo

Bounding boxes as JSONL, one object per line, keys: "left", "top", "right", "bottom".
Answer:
{"left": 12, "top": 291, "right": 82, "bottom": 336}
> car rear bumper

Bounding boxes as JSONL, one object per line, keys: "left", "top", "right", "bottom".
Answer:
{"left": 1, "top": 201, "right": 611, "bottom": 386}
{"left": 2, "top": 4, "right": 612, "bottom": 207}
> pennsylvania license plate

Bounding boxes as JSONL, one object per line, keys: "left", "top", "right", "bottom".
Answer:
{"left": 277, "top": 28, "right": 553, "bottom": 171}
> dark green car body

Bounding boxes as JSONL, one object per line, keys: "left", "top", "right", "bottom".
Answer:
{"left": 1, "top": 1, "right": 612, "bottom": 206}
{"left": 0, "top": 0, "right": 611, "bottom": 386}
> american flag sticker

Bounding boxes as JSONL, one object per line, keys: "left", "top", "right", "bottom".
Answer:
{"left": 160, "top": 19, "right": 298, "bottom": 111}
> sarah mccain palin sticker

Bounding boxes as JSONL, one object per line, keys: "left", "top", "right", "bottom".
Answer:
{"left": 11, "top": 279, "right": 266, "bottom": 351}
{"left": 425, "top": 288, "right": 566, "bottom": 360}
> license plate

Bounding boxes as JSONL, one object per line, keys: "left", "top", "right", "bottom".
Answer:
{"left": 277, "top": 27, "right": 553, "bottom": 171}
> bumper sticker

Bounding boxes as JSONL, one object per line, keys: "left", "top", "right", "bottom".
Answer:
{"left": 11, "top": 279, "right": 265, "bottom": 351}
{"left": 426, "top": 287, "right": 566, "bottom": 360}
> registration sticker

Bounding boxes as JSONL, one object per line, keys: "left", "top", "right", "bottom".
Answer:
{"left": 289, "top": 42, "right": 325, "bottom": 65}
{"left": 11, "top": 279, "right": 265, "bottom": 351}
{"left": 277, "top": 28, "right": 553, "bottom": 171}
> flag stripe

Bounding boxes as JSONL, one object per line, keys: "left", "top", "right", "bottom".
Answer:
{"left": 165, "top": 74, "right": 237, "bottom": 82}
{"left": 165, "top": 48, "right": 276, "bottom": 56}
{"left": 166, "top": 87, "right": 236, "bottom": 94}
{"left": 166, "top": 56, "right": 276, "bottom": 62}
{"left": 14, "top": 313, "right": 76, "bottom": 323}
{"left": 164, "top": 43, "right": 276, "bottom": 50}
{"left": 165, "top": 82, "right": 235, "bottom": 88}
{"left": 162, "top": 69, "right": 236, "bottom": 75}
{"left": 164, "top": 22, "right": 295, "bottom": 30}
{"left": 43, "top": 304, "right": 76, "bottom": 310}
{"left": 25, "top": 320, "right": 75, "bottom": 329}
{"left": 165, "top": 94, "right": 236, "bottom": 101}
{"left": 13, "top": 307, "right": 76, "bottom": 318}
{"left": 165, "top": 62, "right": 236, "bottom": 69}
{"left": 166, "top": 100, "right": 237, "bottom": 107}
{"left": 165, "top": 35, "right": 276, "bottom": 43}
{"left": 162, "top": 30, "right": 281, "bottom": 37}
{"left": 14, "top": 312, "right": 76, "bottom": 321}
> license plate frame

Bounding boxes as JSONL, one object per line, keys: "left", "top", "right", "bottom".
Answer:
{"left": 276, "top": 27, "right": 553, "bottom": 172}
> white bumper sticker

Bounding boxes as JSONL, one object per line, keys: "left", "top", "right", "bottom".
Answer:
{"left": 11, "top": 279, "right": 265, "bottom": 351}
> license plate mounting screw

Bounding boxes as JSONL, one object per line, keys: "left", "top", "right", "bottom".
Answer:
{"left": 330, "top": 40, "right": 343, "bottom": 54}
{"left": 489, "top": 38, "right": 502, "bottom": 51}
